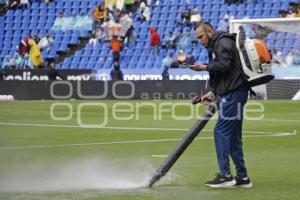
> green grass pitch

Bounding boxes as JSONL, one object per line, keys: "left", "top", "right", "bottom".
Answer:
{"left": 0, "top": 100, "right": 299, "bottom": 200}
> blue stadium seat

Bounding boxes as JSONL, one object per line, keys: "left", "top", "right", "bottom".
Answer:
{"left": 274, "top": 39, "right": 284, "bottom": 49}
{"left": 253, "top": 10, "right": 262, "bottom": 18}
{"left": 95, "top": 62, "right": 103, "bottom": 69}
{"left": 58, "top": 42, "right": 69, "bottom": 52}
{"left": 145, "top": 62, "right": 153, "bottom": 69}
{"left": 246, "top": 3, "right": 254, "bottom": 10}
{"left": 263, "top": 2, "right": 272, "bottom": 10}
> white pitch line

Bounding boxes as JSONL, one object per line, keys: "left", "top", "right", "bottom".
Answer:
{"left": 1, "top": 109, "right": 300, "bottom": 123}
{"left": 0, "top": 122, "right": 187, "bottom": 131}
{"left": 0, "top": 130, "right": 296, "bottom": 150}
{"left": 0, "top": 122, "right": 297, "bottom": 135}
{"left": 151, "top": 155, "right": 168, "bottom": 158}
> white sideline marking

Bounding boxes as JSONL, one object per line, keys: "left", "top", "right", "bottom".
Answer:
{"left": 0, "top": 122, "right": 187, "bottom": 131}
{"left": 0, "top": 130, "right": 296, "bottom": 150}
{"left": 0, "top": 122, "right": 296, "bottom": 135}
{"left": 151, "top": 155, "right": 168, "bottom": 158}
{"left": 0, "top": 109, "right": 300, "bottom": 123}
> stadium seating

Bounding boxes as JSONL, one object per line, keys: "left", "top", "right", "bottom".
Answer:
{"left": 0, "top": 0, "right": 297, "bottom": 69}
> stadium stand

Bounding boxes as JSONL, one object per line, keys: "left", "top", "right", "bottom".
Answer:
{"left": 0, "top": 0, "right": 299, "bottom": 70}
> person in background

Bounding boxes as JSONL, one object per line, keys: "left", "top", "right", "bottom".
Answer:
{"left": 47, "top": 65, "right": 64, "bottom": 80}
{"left": 28, "top": 38, "right": 43, "bottom": 68}
{"left": 111, "top": 35, "right": 122, "bottom": 64}
{"left": 296, "top": 7, "right": 300, "bottom": 17}
{"left": 12, "top": 52, "right": 23, "bottom": 68}
{"left": 38, "top": 32, "right": 54, "bottom": 51}
{"left": 105, "top": 0, "right": 124, "bottom": 10}
{"left": 178, "top": 29, "right": 193, "bottom": 50}
{"left": 92, "top": 4, "right": 106, "bottom": 29}
{"left": 174, "top": 30, "right": 183, "bottom": 48}
{"left": 185, "top": 51, "right": 196, "bottom": 65}
{"left": 20, "top": 0, "right": 28, "bottom": 9}
{"left": 137, "top": 2, "right": 151, "bottom": 21}
{"left": 120, "top": 12, "right": 135, "bottom": 45}
{"left": 9, "top": 0, "right": 20, "bottom": 9}
{"left": 179, "top": 8, "right": 191, "bottom": 26}
{"left": 0, "top": 0, "right": 7, "bottom": 7}
{"left": 287, "top": 8, "right": 296, "bottom": 18}
{"left": 2, "top": 56, "right": 16, "bottom": 69}
{"left": 285, "top": 51, "right": 294, "bottom": 65}
{"left": 161, "top": 52, "right": 174, "bottom": 80}
{"left": 32, "top": 31, "right": 41, "bottom": 44}
{"left": 125, "top": 0, "right": 134, "bottom": 13}
{"left": 191, "top": 9, "right": 201, "bottom": 26}
{"left": 110, "top": 62, "right": 123, "bottom": 80}
{"left": 149, "top": 27, "right": 161, "bottom": 57}
{"left": 18, "top": 36, "right": 30, "bottom": 56}
{"left": 162, "top": 32, "right": 176, "bottom": 49}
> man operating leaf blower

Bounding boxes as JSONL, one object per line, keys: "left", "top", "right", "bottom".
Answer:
{"left": 188, "top": 21, "right": 253, "bottom": 188}
{"left": 148, "top": 21, "right": 273, "bottom": 188}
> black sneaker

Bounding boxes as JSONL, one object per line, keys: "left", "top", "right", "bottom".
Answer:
{"left": 234, "top": 176, "right": 253, "bottom": 188}
{"left": 205, "top": 173, "right": 236, "bottom": 188}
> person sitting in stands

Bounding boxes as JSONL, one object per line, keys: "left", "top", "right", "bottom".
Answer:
{"left": 20, "top": 0, "right": 28, "bottom": 9}
{"left": 2, "top": 56, "right": 16, "bottom": 69}
{"left": 92, "top": 5, "right": 106, "bottom": 29}
{"left": 174, "top": 30, "right": 183, "bottom": 48}
{"left": 185, "top": 51, "right": 196, "bottom": 65}
{"left": 179, "top": 8, "right": 191, "bottom": 26}
{"left": 0, "top": 0, "right": 7, "bottom": 7}
{"left": 191, "top": 9, "right": 201, "bottom": 25}
{"left": 18, "top": 36, "right": 30, "bottom": 56}
{"left": 89, "top": 27, "right": 107, "bottom": 46}
{"left": 38, "top": 32, "right": 54, "bottom": 51}
{"left": 137, "top": 2, "right": 151, "bottom": 22}
{"left": 162, "top": 32, "right": 176, "bottom": 49}
{"left": 8, "top": 0, "right": 20, "bottom": 9}
{"left": 178, "top": 29, "right": 193, "bottom": 50}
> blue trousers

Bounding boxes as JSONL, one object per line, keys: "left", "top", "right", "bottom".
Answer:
{"left": 214, "top": 90, "right": 248, "bottom": 178}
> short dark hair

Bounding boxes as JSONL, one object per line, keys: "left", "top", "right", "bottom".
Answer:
{"left": 194, "top": 21, "right": 214, "bottom": 31}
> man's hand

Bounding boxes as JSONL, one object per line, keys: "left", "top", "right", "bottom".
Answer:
{"left": 201, "top": 91, "right": 215, "bottom": 103}
{"left": 192, "top": 91, "right": 215, "bottom": 105}
{"left": 188, "top": 63, "right": 207, "bottom": 71}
